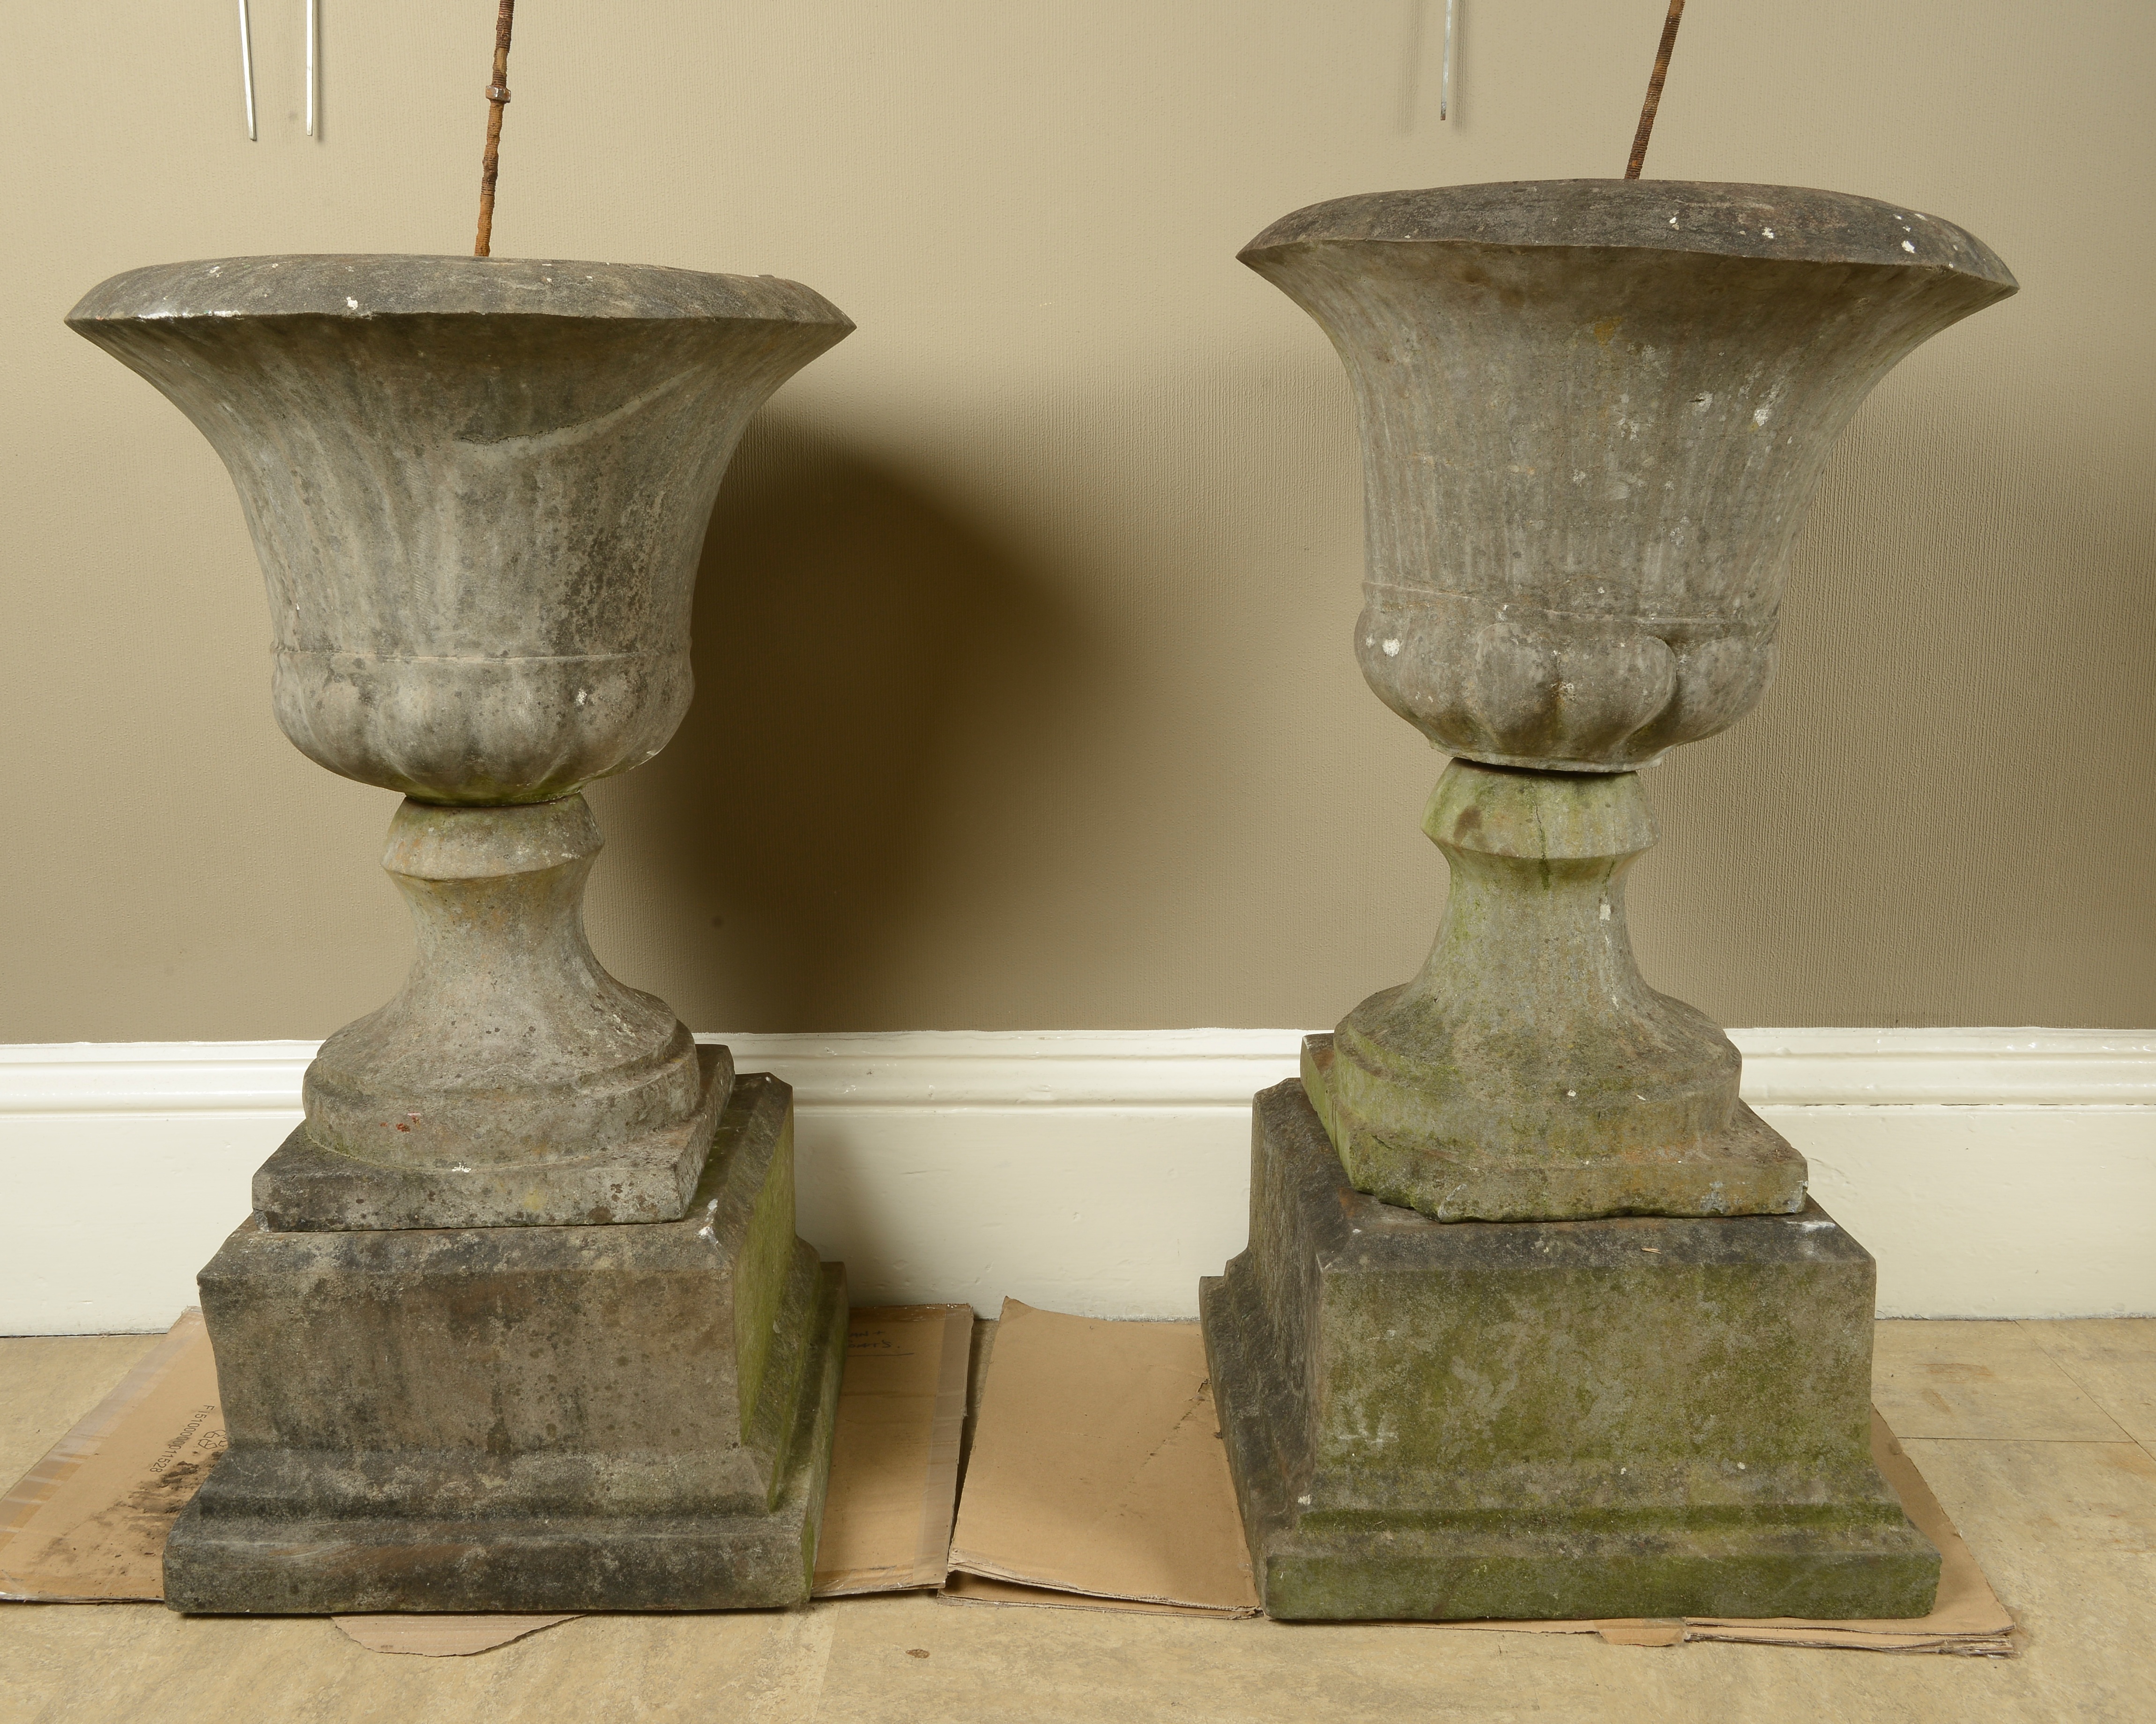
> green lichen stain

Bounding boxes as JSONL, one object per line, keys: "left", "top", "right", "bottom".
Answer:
{"left": 1202, "top": 1078, "right": 1940, "bottom": 1623}
{"left": 733, "top": 1107, "right": 798, "bottom": 1452}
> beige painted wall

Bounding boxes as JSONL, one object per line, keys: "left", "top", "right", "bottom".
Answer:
{"left": 2, "top": 1, "right": 2149, "bottom": 1040}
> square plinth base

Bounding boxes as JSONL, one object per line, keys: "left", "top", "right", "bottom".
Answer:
{"left": 252, "top": 1045, "right": 735, "bottom": 1231}
{"left": 164, "top": 1071, "right": 848, "bottom": 1614}
{"left": 1200, "top": 1078, "right": 1940, "bottom": 1623}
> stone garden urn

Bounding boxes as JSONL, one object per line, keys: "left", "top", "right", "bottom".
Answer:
{"left": 1246, "top": 181, "right": 2017, "bottom": 1221}
{"left": 70, "top": 256, "right": 852, "bottom": 1229}
{"left": 1199, "top": 180, "right": 2017, "bottom": 1625}
{"left": 70, "top": 257, "right": 857, "bottom": 1614}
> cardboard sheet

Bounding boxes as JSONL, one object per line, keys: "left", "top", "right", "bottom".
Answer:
{"left": 812, "top": 1303, "right": 973, "bottom": 1597}
{"left": 940, "top": 1570, "right": 1253, "bottom": 1619}
{"left": 1671, "top": 1412, "right": 2016, "bottom": 1653}
{"left": 1, "top": 1302, "right": 973, "bottom": 1653}
{"left": 0, "top": 1310, "right": 223, "bottom": 1601}
{"left": 935, "top": 1303, "right": 2015, "bottom": 1655}
{"left": 945, "top": 1300, "right": 1262, "bottom": 1614}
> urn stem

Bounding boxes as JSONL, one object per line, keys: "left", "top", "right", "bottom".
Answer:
{"left": 298, "top": 795, "right": 706, "bottom": 1193}
{"left": 1320, "top": 760, "right": 1802, "bottom": 1221}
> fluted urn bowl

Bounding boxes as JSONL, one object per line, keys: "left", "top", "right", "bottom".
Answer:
{"left": 69, "top": 257, "right": 851, "bottom": 1226}
{"left": 1245, "top": 181, "right": 2016, "bottom": 772}
{"left": 69, "top": 255, "right": 848, "bottom": 802}
{"left": 1246, "top": 183, "right": 2015, "bottom": 1220}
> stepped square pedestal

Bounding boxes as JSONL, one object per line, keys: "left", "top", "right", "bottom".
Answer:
{"left": 1200, "top": 1059, "right": 1940, "bottom": 1622}
{"left": 68, "top": 255, "right": 860, "bottom": 1618}
{"left": 164, "top": 1071, "right": 847, "bottom": 1615}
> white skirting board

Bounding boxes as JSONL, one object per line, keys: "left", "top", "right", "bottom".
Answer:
{"left": 1, "top": 1029, "right": 2152, "bottom": 1334}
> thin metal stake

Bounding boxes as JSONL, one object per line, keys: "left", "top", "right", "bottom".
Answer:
{"left": 474, "top": 0, "right": 516, "bottom": 257}
{"left": 1441, "top": 0, "right": 1455, "bottom": 123}
{"left": 237, "top": 0, "right": 257, "bottom": 141}
{"left": 305, "top": 0, "right": 318, "bottom": 137}
{"left": 1625, "top": 0, "right": 1687, "bottom": 179}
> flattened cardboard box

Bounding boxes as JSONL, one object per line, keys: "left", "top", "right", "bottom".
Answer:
{"left": 940, "top": 1301, "right": 2015, "bottom": 1654}
{"left": 948, "top": 1300, "right": 1261, "bottom": 1614}
{"left": 0, "top": 1310, "right": 223, "bottom": 1601}
{"left": 813, "top": 1303, "right": 972, "bottom": 1596}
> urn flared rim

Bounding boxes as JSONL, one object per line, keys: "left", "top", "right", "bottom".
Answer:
{"left": 66, "top": 253, "right": 854, "bottom": 335}
{"left": 1242, "top": 178, "right": 2016, "bottom": 296}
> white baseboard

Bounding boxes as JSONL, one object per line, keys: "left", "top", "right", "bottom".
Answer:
{"left": 2, "top": 1029, "right": 2151, "bottom": 1333}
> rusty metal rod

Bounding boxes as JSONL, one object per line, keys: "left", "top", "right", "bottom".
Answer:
{"left": 1625, "top": 0, "right": 1686, "bottom": 180}
{"left": 474, "top": 0, "right": 516, "bottom": 257}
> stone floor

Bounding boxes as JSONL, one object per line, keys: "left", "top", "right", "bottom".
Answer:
{"left": 2, "top": 1319, "right": 2151, "bottom": 1723}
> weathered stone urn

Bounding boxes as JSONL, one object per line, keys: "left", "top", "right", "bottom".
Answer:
{"left": 69, "top": 255, "right": 854, "bottom": 1611}
{"left": 1202, "top": 181, "right": 2015, "bottom": 1621}
{"left": 72, "top": 255, "right": 850, "bottom": 1229}
{"left": 1250, "top": 182, "right": 2018, "bottom": 1221}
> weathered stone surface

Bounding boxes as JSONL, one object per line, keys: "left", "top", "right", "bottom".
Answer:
{"left": 1241, "top": 180, "right": 2016, "bottom": 774}
{"left": 1242, "top": 181, "right": 2015, "bottom": 1219}
{"left": 164, "top": 1073, "right": 848, "bottom": 1613}
{"left": 1309, "top": 764, "right": 1807, "bottom": 1220}
{"left": 257, "top": 1044, "right": 732, "bottom": 1231}
{"left": 66, "top": 255, "right": 854, "bottom": 806}
{"left": 1201, "top": 1077, "right": 1940, "bottom": 1621}
{"left": 284, "top": 796, "right": 721, "bottom": 1219}
{"left": 67, "top": 256, "right": 852, "bottom": 1222}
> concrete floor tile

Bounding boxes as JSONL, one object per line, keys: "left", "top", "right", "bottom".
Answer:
{"left": 2019, "top": 1319, "right": 2156, "bottom": 1445}
{"left": 0, "top": 1604, "right": 819, "bottom": 1724}
{"left": 0, "top": 1591, "right": 2061, "bottom": 1724}
{"left": 1873, "top": 1321, "right": 2129, "bottom": 1441}
{"left": 819, "top": 1593, "right": 1613, "bottom": 1724}
{"left": 1902, "top": 1438, "right": 2156, "bottom": 1724}
{"left": 805, "top": 1591, "right": 2065, "bottom": 1724}
{"left": 1901, "top": 1437, "right": 2156, "bottom": 1561}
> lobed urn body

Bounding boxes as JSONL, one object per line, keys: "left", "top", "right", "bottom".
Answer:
{"left": 70, "top": 256, "right": 852, "bottom": 1224}
{"left": 1245, "top": 181, "right": 2015, "bottom": 1219}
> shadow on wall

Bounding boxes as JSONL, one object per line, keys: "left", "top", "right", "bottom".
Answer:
{"left": 1626, "top": 368, "right": 2156, "bottom": 1029}
{"left": 592, "top": 410, "right": 1109, "bottom": 1031}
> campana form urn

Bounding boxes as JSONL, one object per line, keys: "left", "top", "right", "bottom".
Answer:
{"left": 70, "top": 256, "right": 856, "bottom": 1613}
{"left": 70, "top": 255, "right": 852, "bottom": 1228}
{"left": 1242, "top": 182, "right": 2016, "bottom": 1220}
{"left": 1200, "top": 178, "right": 2016, "bottom": 1625}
